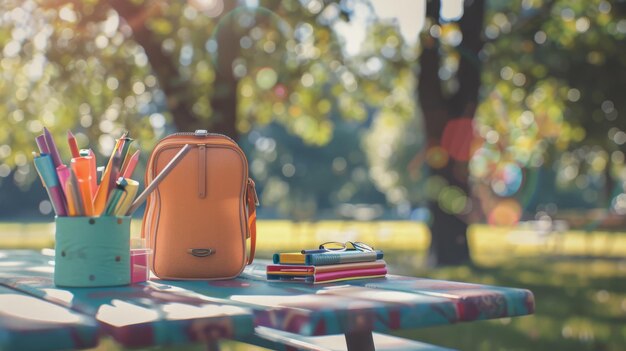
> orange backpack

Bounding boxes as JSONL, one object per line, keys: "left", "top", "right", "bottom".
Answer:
{"left": 141, "top": 130, "right": 257, "bottom": 279}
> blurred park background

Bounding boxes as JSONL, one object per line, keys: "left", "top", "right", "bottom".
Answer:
{"left": 1, "top": 0, "right": 625, "bottom": 350}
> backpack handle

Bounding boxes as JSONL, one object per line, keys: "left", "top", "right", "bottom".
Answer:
{"left": 246, "top": 178, "right": 258, "bottom": 265}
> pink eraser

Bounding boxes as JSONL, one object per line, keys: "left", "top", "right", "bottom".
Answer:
{"left": 130, "top": 248, "right": 151, "bottom": 283}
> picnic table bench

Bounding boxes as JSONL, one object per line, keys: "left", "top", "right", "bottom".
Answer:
{"left": 0, "top": 249, "right": 535, "bottom": 351}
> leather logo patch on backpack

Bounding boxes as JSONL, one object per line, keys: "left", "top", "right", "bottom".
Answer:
{"left": 188, "top": 248, "right": 215, "bottom": 257}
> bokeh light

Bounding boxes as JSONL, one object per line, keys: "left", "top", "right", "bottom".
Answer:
{"left": 438, "top": 185, "right": 468, "bottom": 215}
{"left": 488, "top": 199, "right": 522, "bottom": 226}
{"left": 426, "top": 146, "right": 449, "bottom": 169}
{"left": 491, "top": 163, "right": 523, "bottom": 197}
{"left": 441, "top": 118, "right": 474, "bottom": 162}
{"left": 255, "top": 67, "right": 278, "bottom": 90}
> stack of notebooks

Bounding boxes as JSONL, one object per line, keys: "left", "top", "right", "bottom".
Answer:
{"left": 268, "top": 250, "right": 387, "bottom": 284}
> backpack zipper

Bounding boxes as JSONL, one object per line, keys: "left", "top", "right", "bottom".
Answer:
{"left": 198, "top": 144, "right": 207, "bottom": 198}
{"left": 156, "top": 130, "right": 237, "bottom": 144}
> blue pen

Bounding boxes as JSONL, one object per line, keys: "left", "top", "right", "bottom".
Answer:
{"left": 301, "top": 249, "right": 328, "bottom": 254}
{"left": 33, "top": 154, "right": 67, "bottom": 216}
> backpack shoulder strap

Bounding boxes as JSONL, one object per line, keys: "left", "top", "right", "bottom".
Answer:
{"left": 246, "top": 178, "right": 258, "bottom": 265}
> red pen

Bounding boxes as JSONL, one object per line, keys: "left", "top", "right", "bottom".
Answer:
{"left": 121, "top": 150, "right": 140, "bottom": 178}
{"left": 67, "top": 130, "right": 80, "bottom": 158}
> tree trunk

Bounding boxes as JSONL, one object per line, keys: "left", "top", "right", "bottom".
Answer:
{"left": 108, "top": 0, "right": 241, "bottom": 138}
{"left": 209, "top": 0, "right": 240, "bottom": 140}
{"left": 418, "top": 0, "right": 485, "bottom": 266}
{"left": 107, "top": 0, "right": 200, "bottom": 132}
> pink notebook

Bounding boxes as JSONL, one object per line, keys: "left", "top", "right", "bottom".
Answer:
{"left": 267, "top": 260, "right": 387, "bottom": 276}
{"left": 313, "top": 267, "right": 388, "bottom": 283}
{"left": 267, "top": 267, "right": 387, "bottom": 284}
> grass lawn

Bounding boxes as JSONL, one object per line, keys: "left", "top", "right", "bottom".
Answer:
{"left": 1, "top": 220, "right": 625, "bottom": 350}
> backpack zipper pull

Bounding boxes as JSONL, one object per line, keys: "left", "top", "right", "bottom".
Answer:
{"left": 195, "top": 129, "right": 208, "bottom": 137}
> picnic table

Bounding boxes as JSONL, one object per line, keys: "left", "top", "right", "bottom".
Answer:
{"left": 0, "top": 249, "right": 535, "bottom": 351}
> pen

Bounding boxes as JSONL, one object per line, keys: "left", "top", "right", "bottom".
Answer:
{"left": 33, "top": 154, "right": 67, "bottom": 216}
{"left": 43, "top": 127, "right": 64, "bottom": 169}
{"left": 67, "top": 130, "right": 80, "bottom": 158}
{"left": 126, "top": 144, "right": 191, "bottom": 215}
{"left": 301, "top": 249, "right": 328, "bottom": 254}
{"left": 71, "top": 157, "right": 95, "bottom": 216}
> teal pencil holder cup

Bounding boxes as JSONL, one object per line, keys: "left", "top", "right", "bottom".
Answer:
{"left": 54, "top": 216, "right": 131, "bottom": 287}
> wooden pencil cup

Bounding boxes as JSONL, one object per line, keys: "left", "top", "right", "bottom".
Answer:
{"left": 54, "top": 216, "right": 131, "bottom": 287}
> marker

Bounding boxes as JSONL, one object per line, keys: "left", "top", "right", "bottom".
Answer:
{"left": 43, "top": 127, "right": 63, "bottom": 168}
{"left": 79, "top": 149, "right": 98, "bottom": 197}
{"left": 33, "top": 154, "right": 67, "bottom": 216}
{"left": 126, "top": 144, "right": 191, "bottom": 215}
{"left": 71, "top": 157, "right": 95, "bottom": 216}
{"left": 67, "top": 130, "right": 80, "bottom": 158}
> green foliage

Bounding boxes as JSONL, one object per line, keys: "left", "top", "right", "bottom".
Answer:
{"left": 363, "top": 68, "right": 425, "bottom": 207}
{"left": 0, "top": 0, "right": 385, "bottom": 193}
{"left": 0, "top": 0, "right": 160, "bottom": 191}
{"left": 1, "top": 0, "right": 624, "bottom": 217}
{"left": 475, "top": 0, "right": 626, "bottom": 200}
{"left": 236, "top": 1, "right": 372, "bottom": 145}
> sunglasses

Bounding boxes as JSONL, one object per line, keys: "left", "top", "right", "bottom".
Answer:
{"left": 301, "top": 241, "right": 375, "bottom": 254}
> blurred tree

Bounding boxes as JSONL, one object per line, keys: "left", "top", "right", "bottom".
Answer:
{"left": 474, "top": 0, "right": 626, "bottom": 222}
{"left": 0, "top": 0, "right": 365, "bottom": 186}
{"left": 414, "top": 0, "right": 485, "bottom": 265}
{"left": 243, "top": 118, "right": 387, "bottom": 220}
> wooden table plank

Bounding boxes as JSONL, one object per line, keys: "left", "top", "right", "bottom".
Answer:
{"left": 0, "top": 250, "right": 535, "bottom": 350}
{"left": 156, "top": 275, "right": 459, "bottom": 336}
{"left": 0, "top": 250, "right": 255, "bottom": 349}
{"left": 0, "top": 285, "right": 99, "bottom": 351}
{"left": 350, "top": 275, "right": 535, "bottom": 321}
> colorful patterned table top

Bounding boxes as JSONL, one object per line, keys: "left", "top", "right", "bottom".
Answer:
{"left": 0, "top": 250, "right": 535, "bottom": 350}
{"left": 0, "top": 250, "right": 254, "bottom": 349}
{"left": 0, "top": 285, "right": 99, "bottom": 351}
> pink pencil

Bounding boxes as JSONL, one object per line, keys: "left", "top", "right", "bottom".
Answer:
{"left": 121, "top": 150, "right": 140, "bottom": 179}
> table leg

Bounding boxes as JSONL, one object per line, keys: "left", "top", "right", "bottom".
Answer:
{"left": 345, "top": 331, "right": 375, "bottom": 351}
